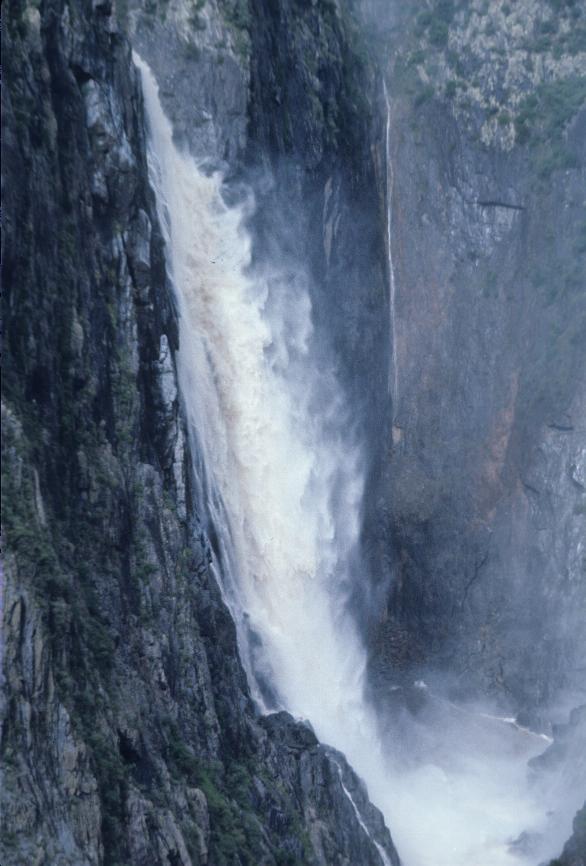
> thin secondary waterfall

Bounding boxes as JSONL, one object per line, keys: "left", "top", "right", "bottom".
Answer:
{"left": 332, "top": 759, "right": 393, "bottom": 866}
{"left": 136, "top": 55, "right": 571, "bottom": 866}
{"left": 383, "top": 80, "right": 399, "bottom": 410}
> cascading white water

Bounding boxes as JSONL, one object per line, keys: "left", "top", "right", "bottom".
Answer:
{"left": 134, "top": 51, "right": 388, "bottom": 787}
{"left": 135, "top": 55, "right": 578, "bottom": 866}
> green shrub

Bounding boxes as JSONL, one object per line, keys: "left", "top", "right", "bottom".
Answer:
{"left": 445, "top": 79, "right": 457, "bottom": 98}
{"left": 415, "top": 84, "right": 435, "bottom": 107}
{"left": 515, "top": 75, "right": 586, "bottom": 175}
{"left": 566, "top": 23, "right": 586, "bottom": 55}
{"left": 429, "top": 19, "right": 449, "bottom": 47}
{"left": 415, "top": 0, "right": 454, "bottom": 47}
{"left": 516, "top": 76, "right": 586, "bottom": 144}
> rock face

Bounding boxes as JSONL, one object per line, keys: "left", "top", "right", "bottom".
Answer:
{"left": 529, "top": 705, "right": 586, "bottom": 866}
{"left": 245, "top": 0, "right": 390, "bottom": 462}
{"left": 554, "top": 803, "right": 586, "bottom": 866}
{"left": 361, "top": 0, "right": 586, "bottom": 857}
{"left": 365, "top": 0, "right": 586, "bottom": 713}
{"left": 1, "top": 1, "right": 399, "bottom": 864}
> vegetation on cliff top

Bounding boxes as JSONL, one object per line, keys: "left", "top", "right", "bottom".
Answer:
{"left": 386, "top": 0, "right": 586, "bottom": 153}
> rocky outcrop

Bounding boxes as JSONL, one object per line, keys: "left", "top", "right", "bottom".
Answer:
{"left": 244, "top": 0, "right": 390, "bottom": 461}
{"left": 125, "top": 0, "right": 250, "bottom": 161}
{"left": 531, "top": 706, "right": 586, "bottom": 866}
{"left": 552, "top": 803, "right": 586, "bottom": 866}
{"left": 1, "top": 1, "right": 399, "bottom": 864}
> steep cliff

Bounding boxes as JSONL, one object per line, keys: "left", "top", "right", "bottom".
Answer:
{"left": 554, "top": 803, "right": 586, "bottom": 866}
{"left": 366, "top": 0, "right": 586, "bottom": 713}
{"left": 1, "top": 1, "right": 399, "bottom": 864}
{"left": 362, "top": 0, "right": 586, "bottom": 858}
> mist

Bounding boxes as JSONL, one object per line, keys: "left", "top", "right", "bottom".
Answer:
{"left": 136, "top": 53, "right": 586, "bottom": 866}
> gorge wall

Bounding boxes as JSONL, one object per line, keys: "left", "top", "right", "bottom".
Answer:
{"left": 366, "top": 0, "right": 586, "bottom": 720}
{"left": 2, "top": 0, "right": 586, "bottom": 863}
{"left": 363, "top": 2, "right": 586, "bottom": 859}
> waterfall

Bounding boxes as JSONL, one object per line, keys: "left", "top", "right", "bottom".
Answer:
{"left": 134, "top": 49, "right": 390, "bottom": 827}
{"left": 135, "top": 54, "right": 571, "bottom": 866}
{"left": 383, "top": 80, "right": 399, "bottom": 411}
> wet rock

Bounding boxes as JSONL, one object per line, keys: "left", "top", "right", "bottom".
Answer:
{"left": 551, "top": 802, "right": 586, "bottom": 866}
